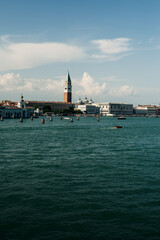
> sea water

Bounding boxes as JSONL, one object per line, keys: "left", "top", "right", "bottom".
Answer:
{"left": 0, "top": 117, "right": 160, "bottom": 240}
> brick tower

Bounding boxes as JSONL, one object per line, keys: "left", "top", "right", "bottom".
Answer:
{"left": 64, "top": 71, "right": 72, "bottom": 103}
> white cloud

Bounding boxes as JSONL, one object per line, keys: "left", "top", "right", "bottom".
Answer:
{"left": 0, "top": 72, "right": 64, "bottom": 95}
{"left": 91, "top": 38, "right": 133, "bottom": 60}
{"left": 0, "top": 36, "right": 134, "bottom": 72}
{"left": 108, "top": 85, "right": 136, "bottom": 97}
{"left": 91, "top": 53, "right": 133, "bottom": 61}
{"left": 91, "top": 38, "right": 132, "bottom": 54}
{"left": 0, "top": 38, "right": 85, "bottom": 71}
{"left": 74, "top": 72, "right": 106, "bottom": 97}
{"left": 0, "top": 73, "right": 24, "bottom": 91}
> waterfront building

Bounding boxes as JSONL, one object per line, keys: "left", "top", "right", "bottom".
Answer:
{"left": 156, "top": 106, "right": 160, "bottom": 115}
{"left": 64, "top": 71, "right": 72, "bottom": 103}
{"left": 76, "top": 104, "right": 100, "bottom": 115}
{"left": 0, "top": 106, "right": 25, "bottom": 118}
{"left": 26, "top": 101, "right": 74, "bottom": 113}
{"left": 94, "top": 102, "right": 133, "bottom": 116}
{"left": 17, "top": 94, "right": 26, "bottom": 109}
{"left": 134, "top": 105, "right": 157, "bottom": 116}
{"left": 0, "top": 95, "right": 34, "bottom": 118}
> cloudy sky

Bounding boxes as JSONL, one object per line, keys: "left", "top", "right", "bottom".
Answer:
{"left": 0, "top": 0, "right": 160, "bottom": 106}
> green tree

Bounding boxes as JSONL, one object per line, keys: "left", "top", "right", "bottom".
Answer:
{"left": 33, "top": 104, "right": 38, "bottom": 110}
{"left": 43, "top": 105, "right": 52, "bottom": 113}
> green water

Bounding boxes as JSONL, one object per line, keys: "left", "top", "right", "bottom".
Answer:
{"left": 0, "top": 117, "right": 160, "bottom": 240}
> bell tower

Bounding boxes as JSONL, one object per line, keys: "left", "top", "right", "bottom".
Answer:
{"left": 64, "top": 71, "right": 72, "bottom": 103}
{"left": 17, "top": 94, "right": 26, "bottom": 109}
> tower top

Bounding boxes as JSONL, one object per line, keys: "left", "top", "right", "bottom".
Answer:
{"left": 65, "top": 71, "right": 71, "bottom": 83}
{"left": 21, "top": 93, "right": 24, "bottom": 102}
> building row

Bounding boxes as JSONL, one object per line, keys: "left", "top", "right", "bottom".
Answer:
{"left": 75, "top": 99, "right": 160, "bottom": 116}
{"left": 1, "top": 97, "right": 159, "bottom": 118}
{"left": 75, "top": 101, "right": 133, "bottom": 116}
{"left": 0, "top": 95, "right": 34, "bottom": 118}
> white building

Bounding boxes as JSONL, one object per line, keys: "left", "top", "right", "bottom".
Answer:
{"left": 94, "top": 102, "right": 133, "bottom": 116}
{"left": 17, "top": 94, "right": 26, "bottom": 109}
{"left": 134, "top": 105, "right": 157, "bottom": 116}
{"left": 77, "top": 104, "right": 100, "bottom": 115}
{"left": 0, "top": 95, "right": 34, "bottom": 118}
{"left": 76, "top": 97, "right": 93, "bottom": 105}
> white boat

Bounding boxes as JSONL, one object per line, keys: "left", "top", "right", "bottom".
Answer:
{"left": 105, "top": 114, "right": 115, "bottom": 117}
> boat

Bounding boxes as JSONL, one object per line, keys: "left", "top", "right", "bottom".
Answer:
{"left": 118, "top": 117, "right": 126, "bottom": 120}
{"left": 114, "top": 125, "right": 123, "bottom": 129}
{"left": 105, "top": 114, "right": 115, "bottom": 117}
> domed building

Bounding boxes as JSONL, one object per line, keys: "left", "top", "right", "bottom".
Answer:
{"left": 83, "top": 97, "right": 89, "bottom": 105}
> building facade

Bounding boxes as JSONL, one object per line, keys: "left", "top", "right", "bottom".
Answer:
{"left": 77, "top": 104, "right": 100, "bottom": 115}
{"left": 134, "top": 105, "right": 157, "bottom": 116}
{"left": 64, "top": 72, "right": 72, "bottom": 103}
{"left": 26, "top": 101, "right": 74, "bottom": 112}
{"left": 0, "top": 95, "right": 34, "bottom": 118}
{"left": 94, "top": 102, "right": 133, "bottom": 116}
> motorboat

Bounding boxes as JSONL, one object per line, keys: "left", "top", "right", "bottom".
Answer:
{"left": 118, "top": 117, "right": 126, "bottom": 120}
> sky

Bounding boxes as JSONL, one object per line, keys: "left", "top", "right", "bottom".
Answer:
{"left": 0, "top": 0, "right": 160, "bottom": 106}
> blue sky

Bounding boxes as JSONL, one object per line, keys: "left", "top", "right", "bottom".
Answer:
{"left": 0, "top": 0, "right": 160, "bottom": 105}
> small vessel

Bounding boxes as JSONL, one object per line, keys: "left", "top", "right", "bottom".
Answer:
{"left": 70, "top": 118, "right": 73, "bottom": 122}
{"left": 114, "top": 125, "right": 123, "bottom": 129}
{"left": 19, "top": 118, "right": 23, "bottom": 122}
{"left": 64, "top": 117, "right": 70, "bottom": 120}
{"left": 105, "top": 114, "right": 115, "bottom": 117}
{"left": 118, "top": 117, "right": 126, "bottom": 120}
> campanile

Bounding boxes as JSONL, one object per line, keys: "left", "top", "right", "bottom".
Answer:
{"left": 64, "top": 71, "right": 72, "bottom": 103}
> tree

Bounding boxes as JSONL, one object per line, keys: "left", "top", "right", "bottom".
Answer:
{"left": 33, "top": 104, "right": 38, "bottom": 110}
{"left": 43, "top": 105, "right": 52, "bottom": 113}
